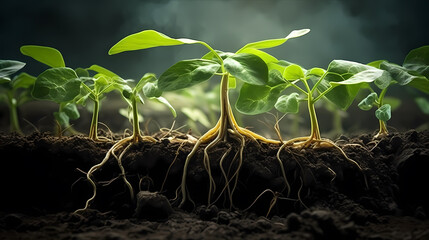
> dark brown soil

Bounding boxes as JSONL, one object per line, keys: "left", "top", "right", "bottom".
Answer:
{"left": 0, "top": 129, "right": 428, "bottom": 239}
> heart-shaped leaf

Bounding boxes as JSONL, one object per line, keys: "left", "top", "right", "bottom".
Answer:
{"left": 403, "top": 45, "right": 429, "bottom": 78}
{"left": 275, "top": 93, "right": 300, "bottom": 114}
{"left": 158, "top": 59, "right": 220, "bottom": 91}
{"left": 236, "top": 83, "right": 285, "bottom": 115}
{"left": 224, "top": 53, "right": 268, "bottom": 85}
{"left": 32, "top": 67, "right": 81, "bottom": 103}
{"left": 375, "top": 104, "right": 391, "bottom": 121}
{"left": 358, "top": 92, "right": 378, "bottom": 111}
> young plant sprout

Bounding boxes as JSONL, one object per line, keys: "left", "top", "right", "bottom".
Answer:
{"left": 108, "top": 29, "right": 310, "bottom": 208}
{"left": 22, "top": 45, "right": 125, "bottom": 140}
{"left": 274, "top": 60, "right": 384, "bottom": 148}
{"left": 21, "top": 45, "right": 81, "bottom": 136}
{"left": 76, "top": 71, "right": 176, "bottom": 213}
{"left": 359, "top": 45, "right": 429, "bottom": 138}
{"left": 237, "top": 60, "right": 383, "bottom": 191}
{"left": 0, "top": 60, "right": 34, "bottom": 134}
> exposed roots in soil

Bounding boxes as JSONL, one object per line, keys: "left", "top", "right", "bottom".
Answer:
{"left": 177, "top": 74, "right": 282, "bottom": 209}
{"left": 74, "top": 134, "right": 157, "bottom": 214}
{"left": 278, "top": 133, "right": 368, "bottom": 189}
{"left": 244, "top": 189, "right": 299, "bottom": 218}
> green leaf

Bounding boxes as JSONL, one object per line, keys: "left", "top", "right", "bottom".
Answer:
{"left": 109, "top": 30, "right": 199, "bottom": 55}
{"left": 407, "top": 77, "right": 429, "bottom": 94}
{"left": 153, "top": 96, "right": 177, "bottom": 117}
{"left": 75, "top": 68, "right": 89, "bottom": 78}
{"left": 135, "top": 73, "right": 157, "bottom": 93}
{"left": 87, "top": 64, "right": 119, "bottom": 78}
{"left": 32, "top": 67, "right": 81, "bottom": 103}
{"left": 358, "top": 92, "right": 378, "bottom": 111}
{"left": 0, "top": 77, "right": 10, "bottom": 84}
{"left": 275, "top": 93, "right": 300, "bottom": 114}
{"left": 380, "top": 61, "right": 422, "bottom": 86}
{"left": 322, "top": 60, "right": 384, "bottom": 110}
{"left": 237, "top": 29, "right": 310, "bottom": 52}
{"left": 329, "top": 69, "right": 384, "bottom": 86}
{"left": 54, "top": 111, "right": 70, "bottom": 127}
{"left": 375, "top": 104, "right": 391, "bottom": 121}
{"left": 328, "top": 60, "right": 379, "bottom": 76}
{"left": 307, "top": 67, "right": 326, "bottom": 77}
{"left": 235, "top": 83, "right": 284, "bottom": 115}
{"left": 267, "top": 69, "right": 287, "bottom": 87}
{"left": 237, "top": 48, "right": 278, "bottom": 63}
{"left": 403, "top": 45, "right": 429, "bottom": 78}
{"left": 415, "top": 97, "right": 429, "bottom": 114}
{"left": 20, "top": 45, "right": 65, "bottom": 68}
{"left": 201, "top": 50, "right": 233, "bottom": 64}
{"left": 224, "top": 53, "right": 268, "bottom": 85}
{"left": 12, "top": 73, "right": 36, "bottom": 90}
{"left": 158, "top": 59, "right": 220, "bottom": 91}
{"left": 62, "top": 102, "right": 80, "bottom": 120}
{"left": 0, "top": 60, "right": 26, "bottom": 78}
{"left": 283, "top": 64, "right": 305, "bottom": 81}
{"left": 367, "top": 60, "right": 386, "bottom": 68}
{"left": 143, "top": 81, "right": 162, "bottom": 98}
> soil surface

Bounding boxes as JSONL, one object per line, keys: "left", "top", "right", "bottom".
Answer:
{"left": 0, "top": 129, "right": 429, "bottom": 239}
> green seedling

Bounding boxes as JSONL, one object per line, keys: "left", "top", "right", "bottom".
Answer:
{"left": 359, "top": 45, "right": 429, "bottom": 138}
{"left": 239, "top": 60, "right": 384, "bottom": 147}
{"left": 22, "top": 45, "right": 126, "bottom": 140}
{"left": 0, "top": 60, "right": 34, "bottom": 134}
{"left": 21, "top": 45, "right": 81, "bottom": 136}
{"left": 238, "top": 60, "right": 383, "bottom": 190}
{"left": 109, "top": 29, "right": 309, "bottom": 208}
{"left": 76, "top": 71, "right": 176, "bottom": 213}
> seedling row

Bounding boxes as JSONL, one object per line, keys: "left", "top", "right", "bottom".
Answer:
{"left": 1, "top": 29, "right": 428, "bottom": 214}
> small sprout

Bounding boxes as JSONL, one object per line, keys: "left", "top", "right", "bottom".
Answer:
{"left": 21, "top": 45, "right": 82, "bottom": 135}
{"left": 363, "top": 45, "right": 429, "bottom": 137}
{"left": 0, "top": 60, "right": 33, "bottom": 134}
{"left": 76, "top": 71, "right": 176, "bottom": 213}
{"left": 375, "top": 104, "right": 391, "bottom": 122}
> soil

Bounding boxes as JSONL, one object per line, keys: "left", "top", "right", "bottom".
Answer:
{"left": 0, "top": 129, "right": 429, "bottom": 239}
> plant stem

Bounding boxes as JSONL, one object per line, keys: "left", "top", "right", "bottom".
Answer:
{"left": 308, "top": 97, "right": 321, "bottom": 140}
{"left": 89, "top": 99, "right": 100, "bottom": 140}
{"left": 303, "top": 79, "right": 321, "bottom": 140}
{"left": 377, "top": 87, "right": 389, "bottom": 137}
{"left": 131, "top": 96, "right": 142, "bottom": 142}
{"left": 8, "top": 96, "right": 22, "bottom": 134}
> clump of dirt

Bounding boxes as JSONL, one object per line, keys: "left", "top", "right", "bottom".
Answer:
{"left": 0, "top": 129, "right": 428, "bottom": 239}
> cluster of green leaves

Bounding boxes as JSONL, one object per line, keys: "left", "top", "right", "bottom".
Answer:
{"left": 236, "top": 45, "right": 429, "bottom": 138}
{"left": 358, "top": 46, "right": 429, "bottom": 129}
{"left": 21, "top": 45, "right": 175, "bottom": 139}
{"left": 108, "top": 29, "right": 310, "bottom": 98}
{"left": 0, "top": 60, "right": 35, "bottom": 133}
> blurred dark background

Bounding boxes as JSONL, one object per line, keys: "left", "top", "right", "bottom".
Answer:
{"left": 1, "top": 0, "right": 428, "bottom": 137}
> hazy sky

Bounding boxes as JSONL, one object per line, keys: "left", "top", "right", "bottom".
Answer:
{"left": 2, "top": 0, "right": 428, "bottom": 80}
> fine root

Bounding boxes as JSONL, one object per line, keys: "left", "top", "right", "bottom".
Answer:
{"left": 74, "top": 135, "right": 157, "bottom": 214}
{"left": 244, "top": 189, "right": 299, "bottom": 218}
{"left": 279, "top": 134, "right": 368, "bottom": 189}
{"left": 178, "top": 74, "right": 281, "bottom": 209}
